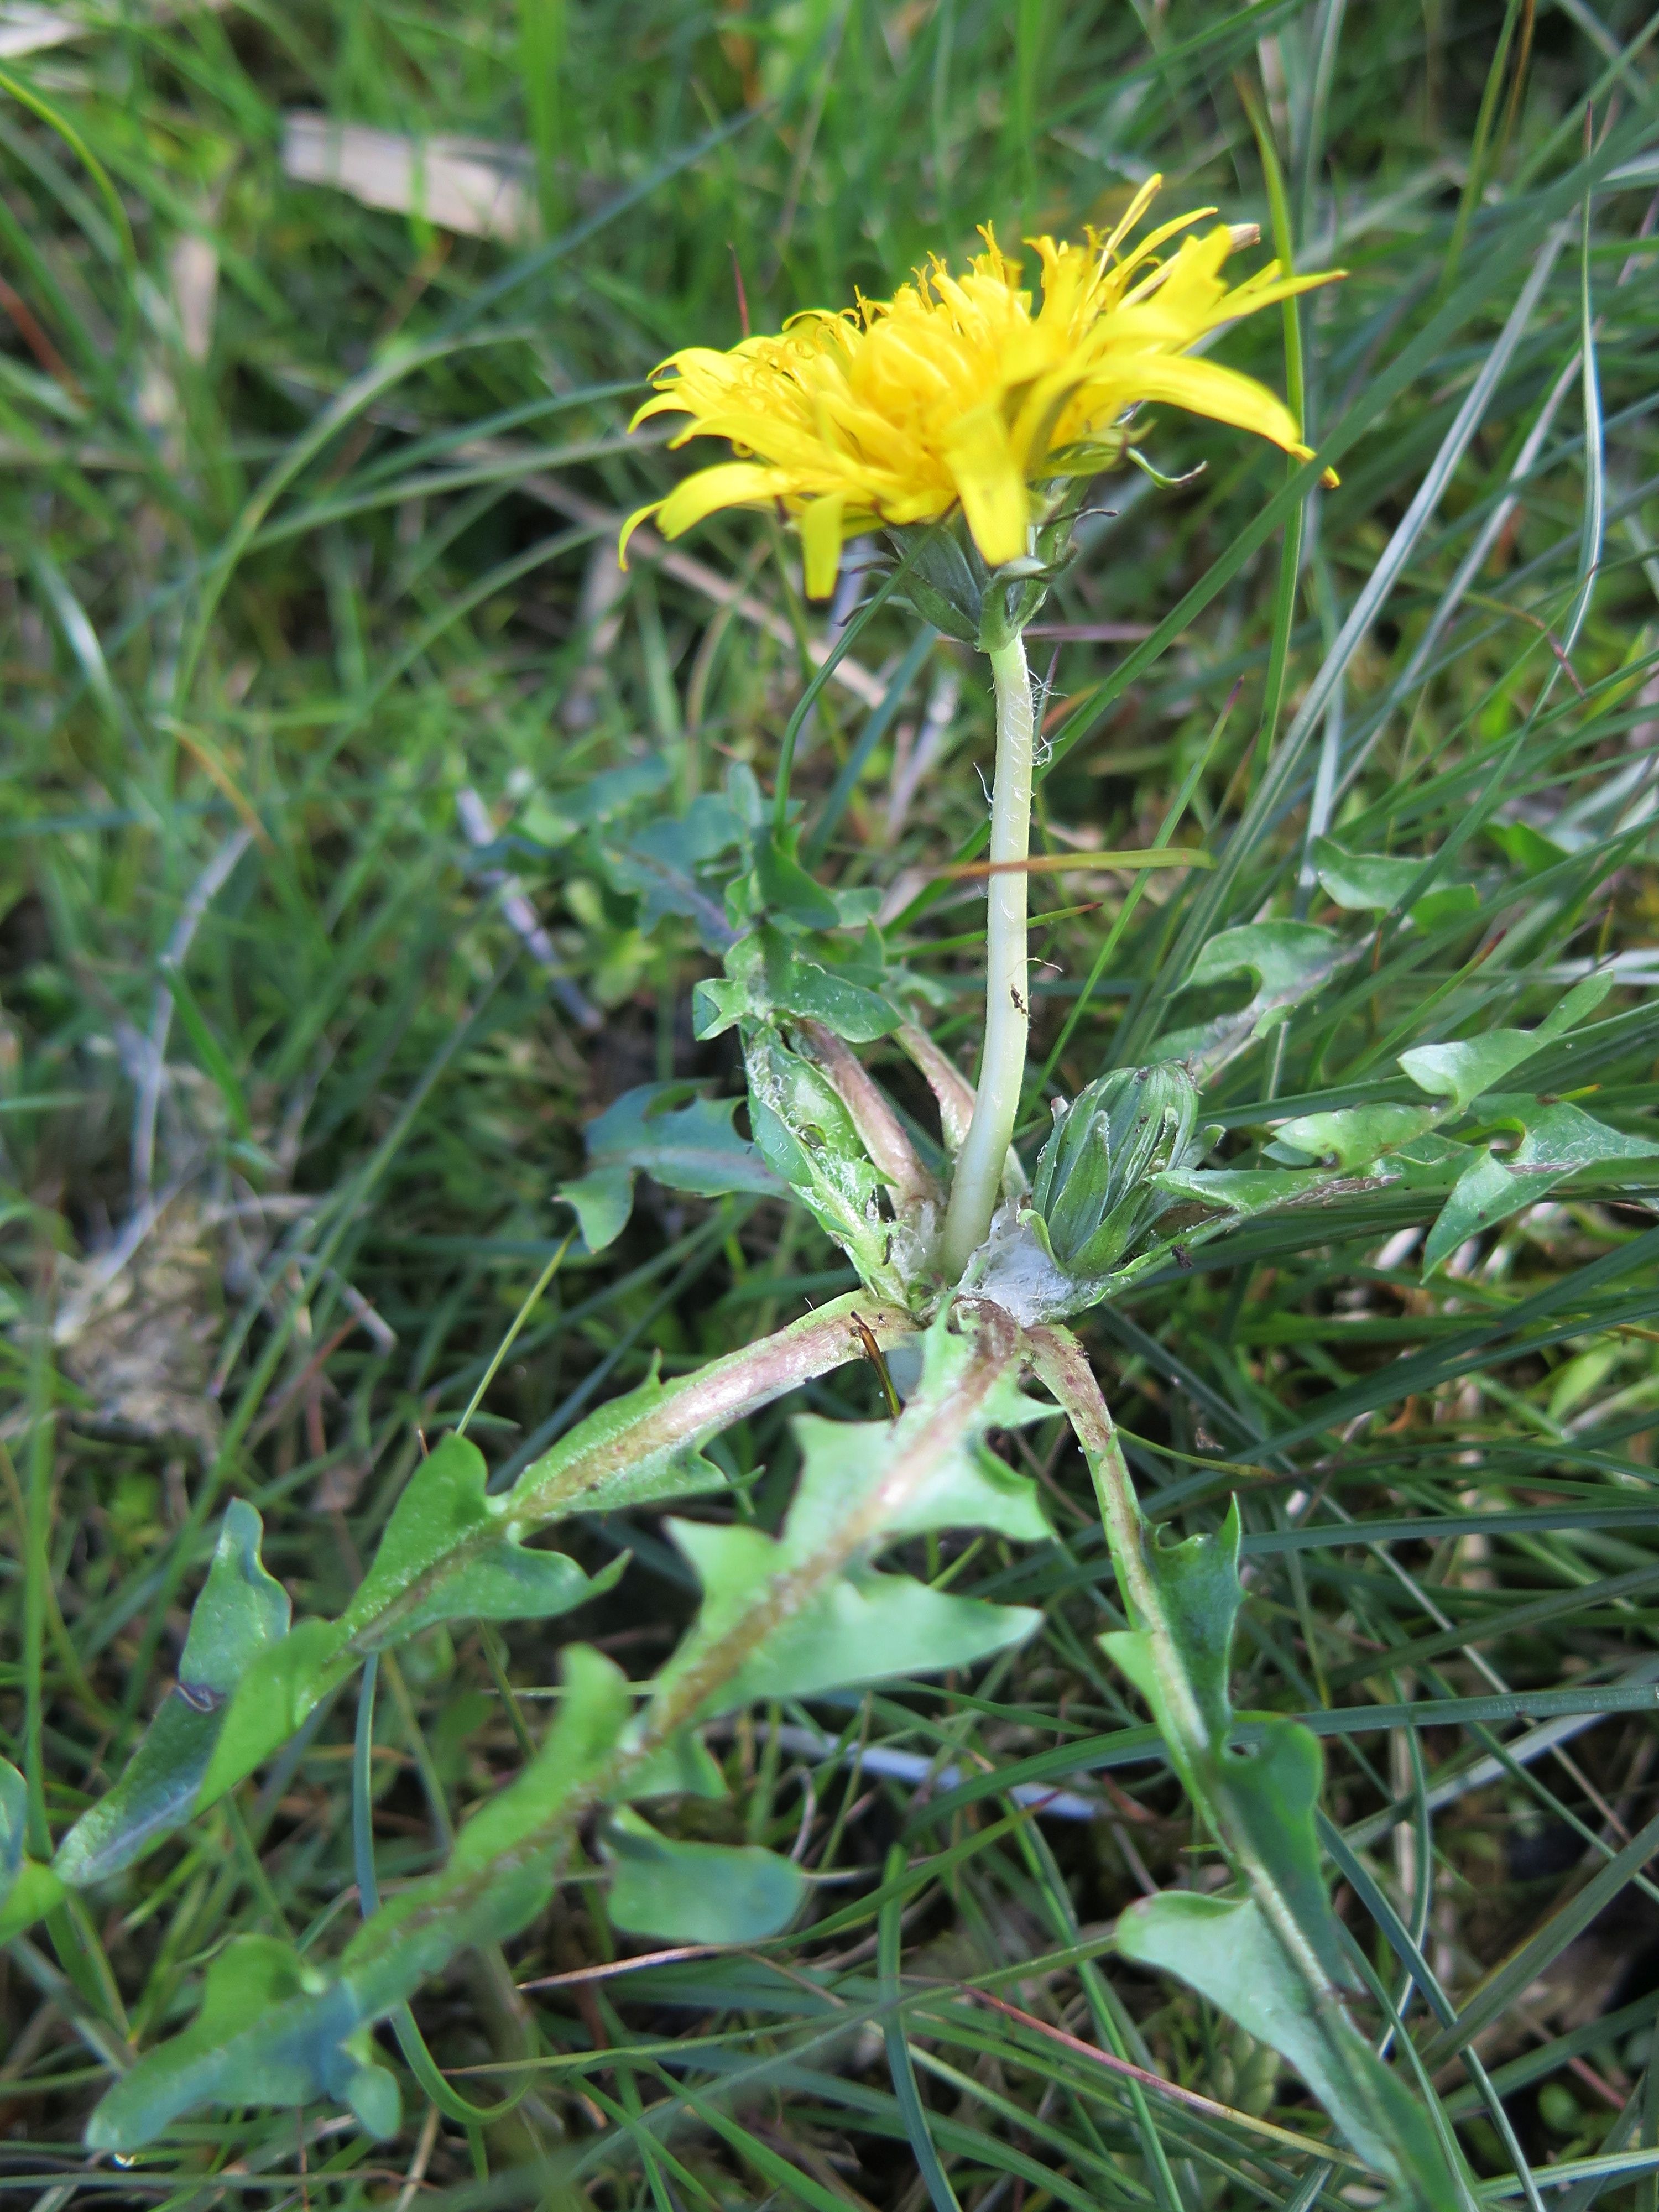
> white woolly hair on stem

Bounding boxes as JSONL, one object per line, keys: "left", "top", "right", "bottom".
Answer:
{"left": 941, "top": 634, "right": 1034, "bottom": 1279}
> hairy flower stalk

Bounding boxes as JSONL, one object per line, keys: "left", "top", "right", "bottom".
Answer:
{"left": 941, "top": 637, "right": 1035, "bottom": 1275}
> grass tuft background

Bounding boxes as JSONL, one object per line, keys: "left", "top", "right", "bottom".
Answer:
{"left": 3, "top": 1, "right": 1659, "bottom": 2204}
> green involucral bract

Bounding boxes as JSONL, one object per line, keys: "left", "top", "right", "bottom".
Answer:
{"left": 884, "top": 492, "right": 1088, "bottom": 649}
{"left": 961, "top": 1061, "right": 1222, "bottom": 1324}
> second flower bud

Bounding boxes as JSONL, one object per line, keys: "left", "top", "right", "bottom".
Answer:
{"left": 1029, "top": 1062, "right": 1208, "bottom": 1278}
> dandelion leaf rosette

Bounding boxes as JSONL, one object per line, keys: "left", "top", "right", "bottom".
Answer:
{"left": 1117, "top": 1891, "right": 1449, "bottom": 2197}
{"left": 199, "top": 1438, "right": 636, "bottom": 1808}
{"left": 1148, "top": 973, "right": 1659, "bottom": 1280}
{"left": 86, "top": 1310, "right": 1047, "bottom": 2145}
{"left": 695, "top": 922, "right": 901, "bottom": 1047}
{"left": 198, "top": 1616, "right": 354, "bottom": 1808}
{"left": 601, "top": 781, "right": 750, "bottom": 945}
{"left": 87, "top": 1319, "right": 771, "bottom": 1850}
{"left": 1396, "top": 972, "right": 1611, "bottom": 1115}
{"left": 1421, "top": 1093, "right": 1659, "bottom": 1273}
{"left": 507, "top": 1359, "right": 732, "bottom": 1516}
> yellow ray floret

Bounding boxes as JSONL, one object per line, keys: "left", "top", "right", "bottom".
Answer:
{"left": 621, "top": 179, "right": 1343, "bottom": 598}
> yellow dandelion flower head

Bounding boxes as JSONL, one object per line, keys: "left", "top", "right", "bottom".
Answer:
{"left": 620, "top": 178, "right": 1343, "bottom": 599}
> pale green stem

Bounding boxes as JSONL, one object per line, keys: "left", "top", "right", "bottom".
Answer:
{"left": 942, "top": 634, "right": 1035, "bottom": 1278}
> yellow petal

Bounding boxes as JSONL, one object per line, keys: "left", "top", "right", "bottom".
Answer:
{"left": 1008, "top": 357, "right": 1098, "bottom": 468}
{"left": 627, "top": 348, "right": 743, "bottom": 431}
{"left": 655, "top": 461, "right": 793, "bottom": 541}
{"left": 1109, "top": 353, "right": 1309, "bottom": 456}
{"left": 799, "top": 493, "right": 846, "bottom": 599}
{"left": 1099, "top": 174, "right": 1164, "bottom": 261}
{"left": 880, "top": 485, "right": 954, "bottom": 525}
{"left": 1113, "top": 205, "right": 1219, "bottom": 285}
{"left": 658, "top": 345, "right": 748, "bottom": 384}
{"left": 693, "top": 408, "right": 838, "bottom": 467}
{"left": 617, "top": 499, "right": 662, "bottom": 569}
{"left": 1125, "top": 224, "right": 1232, "bottom": 318}
{"left": 942, "top": 403, "right": 1030, "bottom": 568}
{"left": 629, "top": 392, "right": 693, "bottom": 432}
{"left": 1206, "top": 264, "right": 1347, "bottom": 330}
